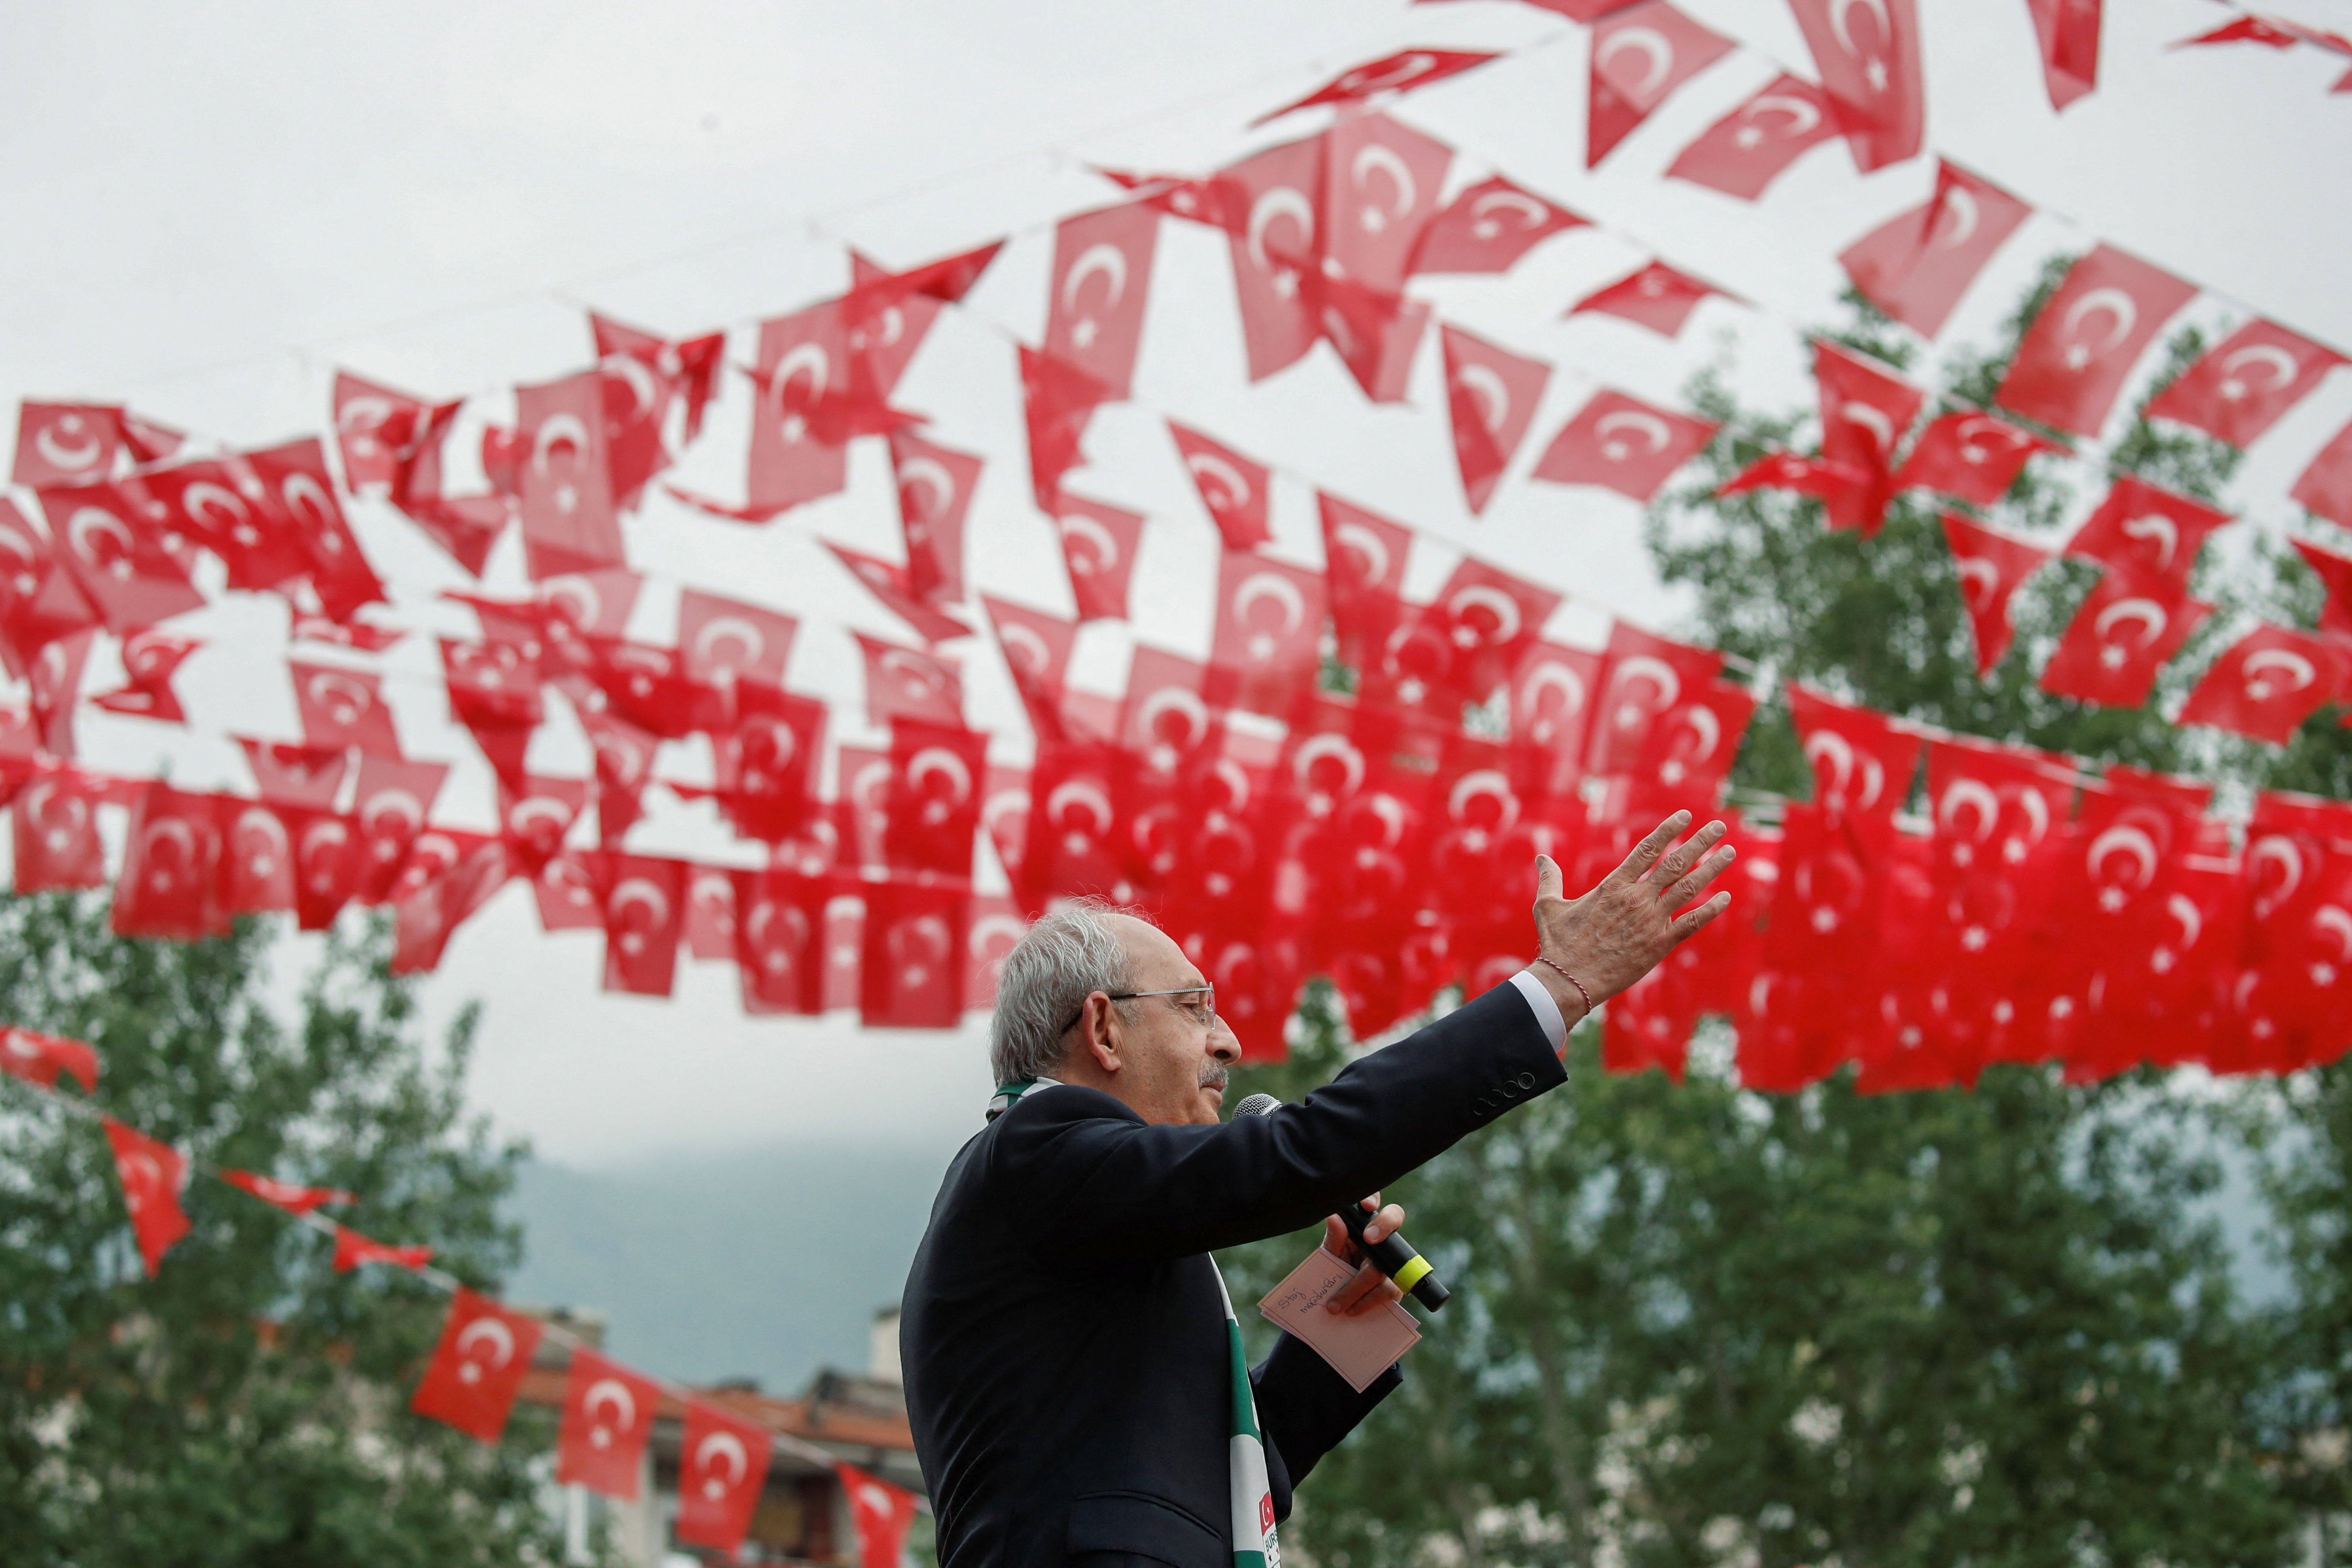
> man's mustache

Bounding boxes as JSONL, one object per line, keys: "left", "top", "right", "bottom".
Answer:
{"left": 1200, "top": 1065, "right": 1230, "bottom": 1093}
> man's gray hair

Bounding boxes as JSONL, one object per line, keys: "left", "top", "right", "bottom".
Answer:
{"left": 989, "top": 898, "right": 1136, "bottom": 1085}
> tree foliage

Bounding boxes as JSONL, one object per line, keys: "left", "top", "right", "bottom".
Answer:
{"left": 0, "top": 899, "right": 570, "bottom": 1568}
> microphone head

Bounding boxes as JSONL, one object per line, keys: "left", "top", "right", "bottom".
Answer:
{"left": 1233, "top": 1093, "right": 1283, "bottom": 1119}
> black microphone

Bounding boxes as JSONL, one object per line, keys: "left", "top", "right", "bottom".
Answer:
{"left": 1233, "top": 1093, "right": 1451, "bottom": 1311}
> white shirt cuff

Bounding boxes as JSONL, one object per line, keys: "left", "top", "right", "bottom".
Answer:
{"left": 1508, "top": 969, "right": 1568, "bottom": 1054}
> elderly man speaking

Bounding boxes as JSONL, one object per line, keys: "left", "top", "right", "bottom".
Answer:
{"left": 902, "top": 812, "right": 1735, "bottom": 1566}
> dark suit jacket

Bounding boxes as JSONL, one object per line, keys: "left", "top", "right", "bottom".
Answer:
{"left": 901, "top": 980, "right": 1565, "bottom": 1567}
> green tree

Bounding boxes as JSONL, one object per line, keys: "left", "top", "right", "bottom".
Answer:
{"left": 0, "top": 898, "right": 574, "bottom": 1568}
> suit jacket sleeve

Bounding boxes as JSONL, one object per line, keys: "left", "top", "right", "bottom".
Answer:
{"left": 990, "top": 979, "right": 1565, "bottom": 1265}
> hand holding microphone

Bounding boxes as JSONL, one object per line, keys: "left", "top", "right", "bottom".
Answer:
{"left": 1235, "top": 1093, "right": 1451, "bottom": 1312}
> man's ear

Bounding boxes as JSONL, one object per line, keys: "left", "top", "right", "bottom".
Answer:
{"left": 1077, "top": 991, "right": 1121, "bottom": 1076}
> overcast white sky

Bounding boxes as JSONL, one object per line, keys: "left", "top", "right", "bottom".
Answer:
{"left": 6, "top": 0, "right": 2352, "bottom": 1169}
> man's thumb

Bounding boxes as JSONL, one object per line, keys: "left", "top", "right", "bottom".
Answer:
{"left": 1535, "top": 852, "right": 1565, "bottom": 903}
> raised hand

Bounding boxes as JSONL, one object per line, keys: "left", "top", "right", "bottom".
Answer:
{"left": 1530, "top": 812, "right": 1735, "bottom": 1021}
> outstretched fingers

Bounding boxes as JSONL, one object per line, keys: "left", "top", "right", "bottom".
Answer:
{"left": 1671, "top": 890, "right": 1733, "bottom": 941}
{"left": 1659, "top": 842, "right": 1737, "bottom": 910}
{"left": 1611, "top": 811, "right": 1694, "bottom": 885}
{"left": 1645, "top": 818, "right": 1729, "bottom": 888}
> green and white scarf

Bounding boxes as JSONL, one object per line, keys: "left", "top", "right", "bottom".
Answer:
{"left": 991, "top": 1079, "right": 1280, "bottom": 1567}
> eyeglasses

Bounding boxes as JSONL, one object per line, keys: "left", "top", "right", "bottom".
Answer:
{"left": 1059, "top": 985, "right": 1216, "bottom": 1037}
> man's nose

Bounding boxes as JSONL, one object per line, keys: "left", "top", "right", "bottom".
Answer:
{"left": 1209, "top": 1018, "right": 1242, "bottom": 1063}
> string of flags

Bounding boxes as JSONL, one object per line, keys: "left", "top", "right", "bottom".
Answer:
{"left": 0, "top": 3, "right": 2345, "bottom": 1088}
{"left": 0, "top": 1028, "right": 922, "bottom": 1563}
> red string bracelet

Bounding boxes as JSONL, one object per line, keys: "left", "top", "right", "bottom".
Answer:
{"left": 1535, "top": 955, "right": 1593, "bottom": 1017}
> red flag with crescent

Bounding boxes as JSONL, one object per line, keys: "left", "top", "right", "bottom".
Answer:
{"left": 1508, "top": 640, "right": 1606, "bottom": 799}
{"left": 1588, "top": 1, "right": 1736, "bottom": 165}
{"left": 839, "top": 1462, "right": 922, "bottom": 1568}
{"left": 1320, "top": 113, "right": 1453, "bottom": 297}
{"left": 113, "top": 783, "right": 230, "bottom": 941}
{"left": 411, "top": 1289, "right": 545, "bottom": 1444}
{"left": 1786, "top": 0, "right": 1925, "bottom": 170}
{"left": 1018, "top": 346, "right": 1113, "bottom": 512}
{"left": 734, "top": 867, "right": 829, "bottom": 1014}
{"left": 712, "top": 685, "right": 826, "bottom": 844}
{"left": 1442, "top": 326, "right": 1550, "bottom": 514}
{"left": 333, "top": 373, "right": 432, "bottom": 493}
{"left": 290, "top": 660, "right": 402, "bottom": 758}
{"left": 220, "top": 796, "right": 297, "bottom": 915}
{"left": 12, "top": 771, "right": 111, "bottom": 893}
{"left": 1219, "top": 136, "right": 1325, "bottom": 382}
{"left": 245, "top": 437, "right": 386, "bottom": 622}
{"left": 352, "top": 754, "right": 449, "bottom": 903}
{"left": 1840, "top": 161, "right": 2032, "bottom": 339}
{"left": 600, "top": 854, "right": 688, "bottom": 998}
{"left": 2147, "top": 320, "right": 2345, "bottom": 450}
{"left": 888, "top": 429, "right": 982, "bottom": 608}
{"left": 2040, "top": 572, "right": 2212, "bottom": 710}
{"left": 332, "top": 1226, "right": 434, "bottom": 1272}
{"left": 0, "top": 496, "right": 102, "bottom": 670}
{"left": 1254, "top": 48, "right": 1498, "bottom": 124}
{"left": 1209, "top": 550, "right": 1328, "bottom": 719}
{"left": 674, "top": 1398, "right": 774, "bottom": 1550}
{"left": 220, "top": 1168, "right": 353, "bottom": 1214}
{"left": 854, "top": 634, "right": 966, "bottom": 729}
{"left": 2026, "top": 0, "right": 2102, "bottom": 110}
{"left": 825, "top": 543, "right": 971, "bottom": 646}
{"left": 91, "top": 629, "right": 198, "bottom": 724}
{"left": 14, "top": 403, "right": 129, "bottom": 488}
{"left": 1319, "top": 493, "right": 1412, "bottom": 675}
{"left": 1170, "top": 423, "right": 1272, "bottom": 552}
{"left": 1044, "top": 202, "right": 1160, "bottom": 401}
{"left": 0, "top": 1026, "right": 98, "bottom": 1093}
{"left": 742, "top": 299, "right": 853, "bottom": 521}
{"left": 1997, "top": 245, "right": 2198, "bottom": 438}
{"left": 2177, "top": 623, "right": 2349, "bottom": 745}
{"left": 1942, "top": 513, "right": 2052, "bottom": 675}
{"left": 102, "top": 1118, "right": 190, "bottom": 1278}
{"left": 885, "top": 718, "right": 989, "bottom": 879}
{"left": 139, "top": 455, "right": 312, "bottom": 596}
{"left": 510, "top": 374, "right": 625, "bottom": 582}
{"left": 1789, "top": 684, "right": 1921, "bottom": 824}
{"left": 1531, "top": 389, "right": 1719, "bottom": 501}
{"left": 1049, "top": 493, "right": 1144, "bottom": 624}
{"left": 28, "top": 627, "right": 93, "bottom": 759}
{"left": 1409, "top": 177, "right": 1585, "bottom": 276}
{"left": 1666, "top": 74, "right": 1841, "bottom": 199}
{"left": 984, "top": 596, "right": 1078, "bottom": 740}
{"left": 1895, "top": 410, "right": 2060, "bottom": 505}
{"left": 1585, "top": 622, "right": 1725, "bottom": 776}
{"left": 2063, "top": 476, "right": 2236, "bottom": 592}
{"left": 556, "top": 1347, "right": 661, "bottom": 1501}
{"left": 593, "top": 310, "right": 726, "bottom": 444}
{"left": 676, "top": 589, "right": 795, "bottom": 700}
{"left": 1813, "top": 341, "right": 1924, "bottom": 533}
{"left": 861, "top": 882, "right": 968, "bottom": 1029}
{"left": 2294, "top": 420, "right": 2352, "bottom": 532}
{"left": 680, "top": 865, "right": 738, "bottom": 962}
{"left": 35, "top": 481, "right": 205, "bottom": 634}
{"left": 1569, "top": 261, "right": 1724, "bottom": 337}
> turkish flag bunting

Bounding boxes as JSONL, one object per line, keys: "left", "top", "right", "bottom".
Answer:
{"left": 844, "top": 239, "right": 1002, "bottom": 312}
{"left": 2147, "top": 319, "right": 2345, "bottom": 449}
{"left": 1531, "top": 389, "right": 1718, "bottom": 501}
{"left": 2292, "top": 537, "right": 2352, "bottom": 645}
{"left": 2293, "top": 419, "right": 2352, "bottom": 532}
{"left": 678, "top": 588, "right": 797, "bottom": 697}
{"left": 12, "top": 771, "right": 109, "bottom": 892}
{"left": 1219, "top": 136, "right": 1324, "bottom": 383}
{"left": 1586, "top": 622, "right": 1725, "bottom": 775}
{"left": 735, "top": 868, "right": 830, "bottom": 1015}
{"left": 862, "top": 882, "right": 968, "bottom": 1029}
{"left": 1044, "top": 202, "right": 1160, "bottom": 400}
{"left": 1814, "top": 341, "right": 1924, "bottom": 533}
{"left": 1789, "top": 683, "right": 1921, "bottom": 821}
{"left": 286, "top": 810, "right": 364, "bottom": 931}
{"left": 1311, "top": 269, "right": 1429, "bottom": 406}
{"left": 410, "top": 1288, "right": 545, "bottom": 1444}
{"left": 1383, "top": 557, "right": 1561, "bottom": 715}
{"left": 139, "top": 456, "right": 312, "bottom": 595}
{"left": 1628, "top": 677, "right": 1756, "bottom": 800}
{"left": 1942, "top": 513, "right": 2052, "bottom": 675}
{"left": 1119, "top": 644, "right": 1219, "bottom": 778}
{"left": 222, "top": 798, "right": 297, "bottom": 915}
{"left": 497, "top": 775, "right": 587, "bottom": 871}
{"left": 1442, "top": 325, "right": 1550, "bottom": 514}
{"left": 332, "top": 373, "right": 431, "bottom": 493}
{"left": 881, "top": 432, "right": 979, "bottom": 614}
{"left": 2040, "top": 571, "right": 2213, "bottom": 709}
{"left": 1666, "top": 75, "right": 1842, "bottom": 199}
{"left": 1096, "top": 167, "right": 1236, "bottom": 230}
{"left": 1996, "top": 244, "right": 2199, "bottom": 438}
{"left": 219, "top": 1169, "right": 354, "bottom": 1213}
{"left": 1718, "top": 451, "right": 1871, "bottom": 510}
{"left": 1255, "top": 48, "right": 1499, "bottom": 124}
{"left": 1840, "top": 161, "right": 2034, "bottom": 340}
{"left": 15, "top": 403, "right": 129, "bottom": 488}
{"left": 291, "top": 660, "right": 403, "bottom": 757}
{"left": 389, "top": 400, "right": 511, "bottom": 577}
{"left": 30, "top": 628, "right": 95, "bottom": 758}
{"left": 236, "top": 738, "right": 349, "bottom": 812}
{"left": 0, "top": 1025, "right": 99, "bottom": 1093}
{"left": 352, "top": 755, "right": 451, "bottom": 903}
{"left": 113, "top": 783, "right": 229, "bottom": 941}
{"left": 532, "top": 850, "right": 607, "bottom": 934}
{"left": 510, "top": 373, "right": 625, "bottom": 581}
{"left": 36, "top": 481, "right": 205, "bottom": 634}
{"left": 984, "top": 596, "right": 1077, "bottom": 738}
{"left": 2025, "top": 0, "right": 2102, "bottom": 110}
{"left": 245, "top": 438, "right": 386, "bottom": 622}
{"left": 1209, "top": 550, "right": 1327, "bottom": 719}
{"left": 1569, "top": 261, "right": 1724, "bottom": 337}
{"left": 1168, "top": 423, "right": 1273, "bottom": 552}
{"left": 674, "top": 1397, "right": 773, "bottom": 1551}
{"left": 1895, "top": 410, "right": 2061, "bottom": 504}
{"left": 596, "top": 350, "right": 677, "bottom": 514}
{"left": 389, "top": 830, "right": 508, "bottom": 976}
{"left": 290, "top": 612, "right": 403, "bottom": 654}
{"left": 556, "top": 1347, "right": 661, "bottom": 1501}
{"left": 92, "top": 629, "right": 198, "bottom": 723}
{"left": 1018, "top": 346, "right": 1113, "bottom": 511}
{"left": 826, "top": 543, "right": 972, "bottom": 646}
{"left": 2063, "top": 476, "right": 2236, "bottom": 591}
{"left": 441, "top": 636, "right": 544, "bottom": 747}
{"left": 1409, "top": 177, "right": 1585, "bottom": 276}
{"left": 1509, "top": 640, "right": 1605, "bottom": 798}
{"left": 2177, "top": 623, "right": 2349, "bottom": 744}
{"left": 839, "top": 1462, "right": 922, "bottom": 1568}
{"left": 855, "top": 634, "right": 966, "bottom": 730}
{"left": 102, "top": 1117, "right": 190, "bottom": 1277}
{"left": 0, "top": 497, "right": 102, "bottom": 671}
{"left": 333, "top": 1226, "right": 434, "bottom": 1272}
{"left": 742, "top": 300, "right": 852, "bottom": 521}
{"left": 712, "top": 684, "right": 827, "bottom": 843}
{"left": 842, "top": 255, "right": 944, "bottom": 412}
{"left": 885, "top": 718, "right": 988, "bottom": 879}
{"left": 1786, "top": 0, "right": 1925, "bottom": 170}
{"left": 593, "top": 311, "right": 726, "bottom": 445}
{"left": 1320, "top": 113, "right": 1452, "bottom": 296}
{"left": 681, "top": 865, "right": 737, "bottom": 962}
{"left": 1588, "top": 2, "right": 1736, "bottom": 165}
{"left": 601, "top": 854, "right": 688, "bottom": 997}
{"left": 1320, "top": 493, "right": 1413, "bottom": 674}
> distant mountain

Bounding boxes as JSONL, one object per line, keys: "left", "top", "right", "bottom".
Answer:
{"left": 503, "top": 1139, "right": 960, "bottom": 1393}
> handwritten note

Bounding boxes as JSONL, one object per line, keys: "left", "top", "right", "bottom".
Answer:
{"left": 1257, "top": 1245, "right": 1421, "bottom": 1393}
